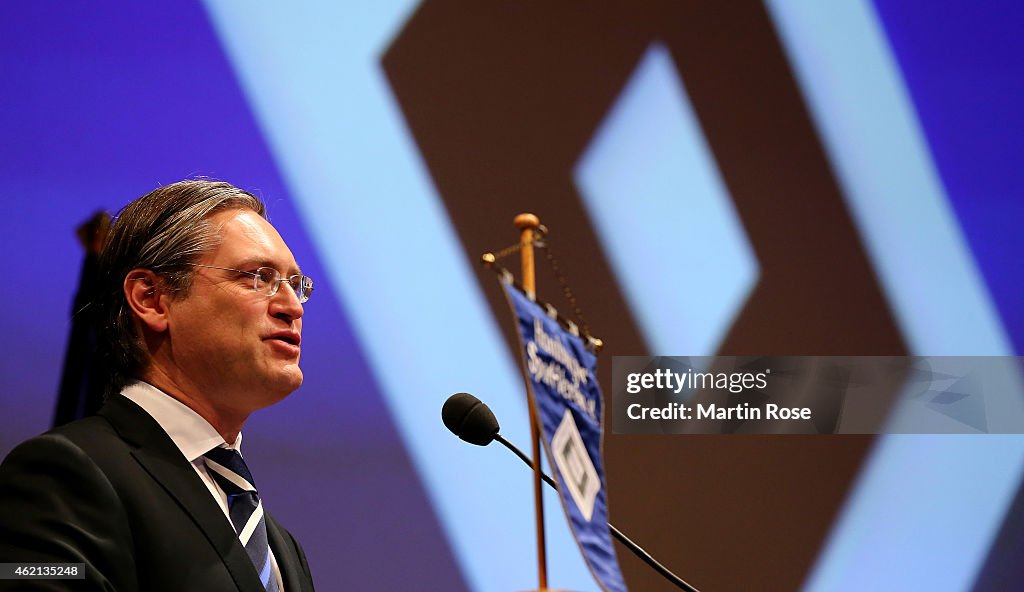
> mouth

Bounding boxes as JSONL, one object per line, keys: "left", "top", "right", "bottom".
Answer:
{"left": 265, "top": 331, "right": 301, "bottom": 348}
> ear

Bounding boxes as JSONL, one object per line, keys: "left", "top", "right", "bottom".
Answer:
{"left": 124, "top": 269, "right": 170, "bottom": 333}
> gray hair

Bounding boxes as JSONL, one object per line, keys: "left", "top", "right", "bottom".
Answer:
{"left": 97, "top": 179, "right": 267, "bottom": 397}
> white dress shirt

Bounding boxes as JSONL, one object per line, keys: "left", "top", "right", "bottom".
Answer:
{"left": 122, "top": 381, "right": 285, "bottom": 591}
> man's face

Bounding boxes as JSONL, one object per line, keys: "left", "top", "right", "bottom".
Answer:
{"left": 162, "top": 208, "right": 304, "bottom": 416}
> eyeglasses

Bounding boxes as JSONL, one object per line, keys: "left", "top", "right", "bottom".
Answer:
{"left": 186, "top": 264, "right": 314, "bottom": 303}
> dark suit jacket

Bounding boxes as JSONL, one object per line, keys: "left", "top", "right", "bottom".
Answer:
{"left": 0, "top": 396, "right": 315, "bottom": 591}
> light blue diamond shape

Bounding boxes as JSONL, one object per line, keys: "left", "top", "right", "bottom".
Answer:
{"left": 573, "top": 42, "right": 759, "bottom": 356}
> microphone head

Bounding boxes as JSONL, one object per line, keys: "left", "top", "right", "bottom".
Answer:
{"left": 442, "top": 393, "right": 500, "bottom": 446}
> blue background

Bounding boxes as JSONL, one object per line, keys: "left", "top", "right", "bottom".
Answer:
{"left": 0, "top": 1, "right": 1020, "bottom": 590}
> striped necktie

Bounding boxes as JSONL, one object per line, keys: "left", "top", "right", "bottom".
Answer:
{"left": 204, "top": 446, "right": 279, "bottom": 591}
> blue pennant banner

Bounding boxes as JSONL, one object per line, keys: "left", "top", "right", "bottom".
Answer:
{"left": 500, "top": 278, "right": 627, "bottom": 592}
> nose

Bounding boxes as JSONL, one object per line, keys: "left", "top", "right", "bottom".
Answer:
{"left": 269, "top": 281, "right": 304, "bottom": 322}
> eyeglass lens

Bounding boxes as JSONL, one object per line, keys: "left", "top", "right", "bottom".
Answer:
{"left": 254, "top": 267, "right": 313, "bottom": 303}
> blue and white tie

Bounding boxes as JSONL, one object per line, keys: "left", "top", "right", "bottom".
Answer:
{"left": 204, "top": 446, "right": 279, "bottom": 591}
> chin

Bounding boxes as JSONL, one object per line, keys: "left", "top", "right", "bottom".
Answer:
{"left": 253, "top": 372, "right": 303, "bottom": 412}
{"left": 253, "top": 361, "right": 303, "bottom": 399}
{"left": 275, "top": 366, "right": 304, "bottom": 395}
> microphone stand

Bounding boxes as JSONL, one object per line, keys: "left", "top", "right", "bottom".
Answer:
{"left": 494, "top": 434, "right": 701, "bottom": 592}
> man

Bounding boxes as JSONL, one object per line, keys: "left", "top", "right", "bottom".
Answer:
{"left": 0, "top": 180, "right": 316, "bottom": 591}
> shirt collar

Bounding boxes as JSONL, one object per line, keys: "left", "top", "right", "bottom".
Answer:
{"left": 121, "top": 381, "right": 242, "bottom": 462}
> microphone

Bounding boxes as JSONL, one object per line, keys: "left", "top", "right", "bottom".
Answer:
{"left": 441, "top": 393, "right": 700, "bottom": 592}
{"left": 442, "top": 392, "right": 500, "bottom": 446}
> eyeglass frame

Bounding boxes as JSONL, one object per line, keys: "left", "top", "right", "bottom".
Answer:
{"left": 184, "top": 263, "right": 314, "bottom": 304}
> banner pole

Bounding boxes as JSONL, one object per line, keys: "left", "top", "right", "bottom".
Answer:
{"left": 514, "top": 212, "right": 548, "bottom": 591}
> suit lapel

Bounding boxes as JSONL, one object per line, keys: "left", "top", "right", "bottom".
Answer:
{"left": 100, "top": 396, "right": 266, "bottom": 592}
{"left": 266, "top": 513, "right": 306, "bottom": 592}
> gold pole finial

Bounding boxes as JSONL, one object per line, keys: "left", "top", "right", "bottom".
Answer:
{"left": 515, "top": 213, "right": 540, "bottom": 299}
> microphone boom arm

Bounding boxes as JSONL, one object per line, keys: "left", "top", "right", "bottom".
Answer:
{"left": 493, "top": 434, "right": 701, "bottom": 592}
